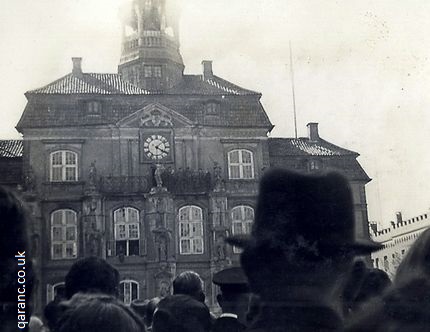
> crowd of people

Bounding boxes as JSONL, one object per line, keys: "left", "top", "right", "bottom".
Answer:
{"left": 1, "top": 169, "right": 430, "bottom": 331}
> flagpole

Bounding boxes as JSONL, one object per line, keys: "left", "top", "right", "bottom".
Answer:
{"left": 289, "top": 41, "right": 298, "bottom": 139}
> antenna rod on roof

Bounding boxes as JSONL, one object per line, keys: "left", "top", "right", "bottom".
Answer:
{"left": 289, "top": 41, "right": 298, "bottom": 139}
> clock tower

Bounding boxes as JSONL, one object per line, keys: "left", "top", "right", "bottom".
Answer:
{"left": 118, "top": 0, "right": 184, "bottom": 91}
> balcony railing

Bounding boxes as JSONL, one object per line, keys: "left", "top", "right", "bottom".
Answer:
{"left": 99, "top": 170, "right": 215, "bottom": 195}
{"left": 99, "top": 176, "right": 151, "bottom": 194}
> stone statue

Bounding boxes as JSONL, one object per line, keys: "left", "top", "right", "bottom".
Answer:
{"left": 154, "top": 164, "right": 164, "bottom": 188}
{"left": 215, "top": 233, "right": 226, "bottom": 261}
{"left": 213, "top": 162, "right": 224, "bottom": 192}
{"left": 158, "top": 236, "right": 168, "bottom": 262}
{"left": 88, "top": 161, "right": 98, "bottom": 187}
{"left": 24, "top": 166, "right": 36, "bottom": 192}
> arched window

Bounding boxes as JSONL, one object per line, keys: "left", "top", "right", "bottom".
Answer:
{"left": 50, "top": 150, "right": 78, "bottom": 182}
{"left": 51, "top": 209, "right": 78, "bottom": 260}
{"left": 120, "top": 280, "right": 139, "bottom": 305}
{"left": 231, "top": 206, "right": 254, "bottom": 253}
{"left": 114, "top": 207, "right": 140, "bottom": 256}
{"left": 179, "top": 206, "right": 204, "bottom": 255}
{"left": 47, "top": 282, "right": 66, "bottom": 302}
{"left": 228, "top": 149, "right": 255, "bottom": 179}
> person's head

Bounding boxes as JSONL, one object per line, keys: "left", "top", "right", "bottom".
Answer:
{"left": 352, "top": 268, "right": 391, "bottom": 312}
{"left": 0, "top": 186, "right": 34, "bottom": 331}
{"left": 131, "top": 297, "right": 160, "bottom": 328}
{"left": 64, "top": 257, "right": 119, "bottom": 299}
{"left": 130, "top": 299, "right": 149, "bottom": 321}
{"left": 213, "top": 267, "right": 251, "bottom": 325}
{"left": 395, "top": 228, "right": 430, "bottom": 285}
{"left": 173, "top": 271, "right": 205, "bottom": 302}
{"left": 152, "top": 295, "right": 211, "bottom": 332}
{"left": 53, "top": 293, "right": 145, "bottom": 332}
{"left": 227, "top": 169, "right": 382, "bottom": 304}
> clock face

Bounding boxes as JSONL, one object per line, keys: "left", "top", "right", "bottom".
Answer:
{"left": 143, "top": 134, "right": 171, "bottom": 160}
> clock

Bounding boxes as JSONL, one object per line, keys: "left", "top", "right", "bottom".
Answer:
{"left": 143, "top": 134, "right": 171, "bottom": 160}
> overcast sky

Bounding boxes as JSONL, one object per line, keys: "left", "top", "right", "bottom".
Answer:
{"left": 1, "top": 0, "right": 429, "bottom": 226}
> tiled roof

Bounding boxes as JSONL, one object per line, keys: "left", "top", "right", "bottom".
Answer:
{"left": 27, "top": 73, "right": 259, "bottom": 96}
{"left": 268, "top": 138, "right": 358, "bottom": 156}
{"left": 0, "top": 140, "right": 23, "bottom": 158}
{"left": 164, "top": 75, "right": 259, "bottom": 96}
{"left": 28, "top": 73, "right": 151, "bottom": 95}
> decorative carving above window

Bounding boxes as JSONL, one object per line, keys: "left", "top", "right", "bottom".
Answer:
{"left": 140, "top": 109, "right": 173, "bottom": 127}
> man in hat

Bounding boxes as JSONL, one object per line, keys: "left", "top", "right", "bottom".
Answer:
{"left": 212, "top": 267, "right": 251, "bottom": 332}
{"left": 227, "top": 169, "right": 382, "bottom": 332}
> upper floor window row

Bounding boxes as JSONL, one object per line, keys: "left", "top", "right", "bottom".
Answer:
{"left": 228, "top": 149, "right": 255, "bottom": 180}
{"left": 144, "top": 65, "right": 162, "bottom": 78}
{"left": 50, "top": 151, "right": 78, "bottom": 182}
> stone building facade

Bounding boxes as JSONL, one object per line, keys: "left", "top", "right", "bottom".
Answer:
{"left": 370, "top": 211, "right": 430, "bottom": 279}
{"left": 11, "top": 0, "right": 373, "bottom": 313}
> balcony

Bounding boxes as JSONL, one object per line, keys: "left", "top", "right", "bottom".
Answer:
{"left": 100, "top": 169, "right": 215, "bottom": 195}
{"left": 99, "top": 176, "right": 151, "bottom": 194}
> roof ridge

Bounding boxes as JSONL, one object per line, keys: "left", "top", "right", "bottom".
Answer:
{"left": 211, "top": 75, "right": 260, "bottom": 95}
{"left": 27, "top": 73, "right": 73, "bottom": 94}
{"left": 318, "top": 138, "right": 358, "bottom": 155}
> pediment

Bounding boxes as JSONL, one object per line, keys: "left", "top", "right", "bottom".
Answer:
{"left": 116, "top": 103, "right": 194, "bottom": 128}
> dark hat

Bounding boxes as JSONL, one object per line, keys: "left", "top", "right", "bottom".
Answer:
{"left": 213, "top": 267, "right": 249, "bottom": 293}
{"left": 226, "top": 169, "right": 381, "bottom": 256}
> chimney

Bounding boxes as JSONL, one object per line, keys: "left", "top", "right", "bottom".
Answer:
{"left": 202, "top": 60, "right": 213, "bottom": 80}
{"left": 307, "top": 122, "right": 319, "bottom": 142}
{"left": 72, "top": 57, "right": 83, "bottom": 76}
{"left": 396, "top": 212, "right": 403, "bottom": 224}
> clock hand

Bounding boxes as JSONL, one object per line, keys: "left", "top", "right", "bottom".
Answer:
{"left": 155, "top": 146, "right": 168, "bottom": 154}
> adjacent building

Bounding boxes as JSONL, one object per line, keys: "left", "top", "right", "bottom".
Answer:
{"left": 8, "top": 0, "right": 372, "bottom": 312}
{"left": 370, "top": 211, "right": 430, "bottom": 278}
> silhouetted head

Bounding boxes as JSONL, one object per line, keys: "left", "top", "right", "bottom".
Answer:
{"left": 395, "top": 228, "right": 430, "bottom": 285}
{"left": 54, "top": 293, "right": 145, "bottom": 332}
{"left": 64, "top": 257, "right": 119, "bottom": 299}
{"left": 0, "top": 186, "right": 34, "bottom": 331}
{"left": 173, "top": 271, "right": 205, "bottom": 303}
{"left": 152, "top": 295, "right": 211, "bottom": 332}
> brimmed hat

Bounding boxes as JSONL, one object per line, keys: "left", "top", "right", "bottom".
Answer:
{"left": 213, "top": 267, "right": 249, "bottom": 293}
{"left": 226, "top": 169, "right": 381, "bottom": 257}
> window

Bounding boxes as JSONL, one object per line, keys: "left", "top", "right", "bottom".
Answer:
{"left": 153, "top": 66, "right": 162, "bottom": 78}
{"left": 205, "top": 102, "right": 219, "bottom": 115}
{"left": 231, "top": 206, "right": 254, "bottom": 253}
{"left": 51, "top": 209, "right": 78, "bottom": 260}
{"left": 120, "top": 280, "right": 139, "bottom": 305}
{"left": 179, "top": 206, "right": 204, "bottom": 255}
{"left": 309, "top": 159, "right": 322, "bottom": 171}
{"left": 144, "top": 65, "right": 162, "bottom": 78}
{"left": 50, "top": 151, "right": 78, "bottom": 182}
{"left": 228, "top": 149, "right": 255, "bottom": 179}
{"left": 144, "top": 66, "right": 152, "bottom": 78}
{"left": 114, "top": 207, "right": 140, "bottom": 256}
{"left": 86, "top": 101, "right": 102, "bottom": 116}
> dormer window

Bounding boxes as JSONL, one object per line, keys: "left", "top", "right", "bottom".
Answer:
{"left": 204, "top": 102, "right": 220, "bottom": 125}
{"left": 205, "top": 102, "right": 219, "bottom": 115}
{"left": 308, "top": 159, "right": 322, "bottom": 171}
{"left": 86, "top": 101, "right": 102, "bottom": 116}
